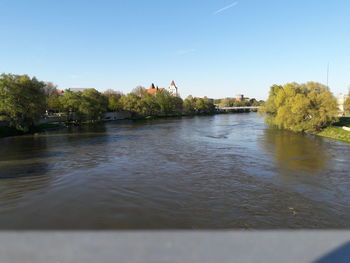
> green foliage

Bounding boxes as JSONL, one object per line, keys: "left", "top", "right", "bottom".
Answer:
{"left": 80, "top": 89, "right": 108, "bottom": 121}
{"left": 59, "top": 90, "right": 84, "bottom": 121}
{"left": 0, "top": 73, "right": 46, "bottom": 131}
{"left": 47, "top": 95, "right": 62, "bottom": 112}
{"left": 195, "top": 97, "right": 215, "bottom": 114}
{"left": 107, "top": 96, "right": 122, "bottom": 112}
{"left": 119, "top": 93, "right": 141, "bottom": 114}
{"left": 139, "top": 93, "right": 160, "bottom": 115}
{"left": 183, "top": 95, "right": 196, "bottom": 114}
{"left": 344, "top": 96, "right": 350, "bottom": 115}
{"left": 103, "top": 89, "right": 123, "bottom": 112}
{"left": 260, "top": 82, "right": 339, "bottom": 133}
{"left": 317, "top": 126, "right": 350, "bottom": 143}
{"left": 60, "top": 89, "right": 108, "bottom": 121}
{"left": 118, "top": 89, "right": 184, "bottom": 116}
{"left": 183, "top": 96, "right": 216, "bottom": 114}
{"left": 219, "top": 98, "right": 231, "bottom": 108}
{"left": 155, "top": 90, "right": 179, "bottom": 114}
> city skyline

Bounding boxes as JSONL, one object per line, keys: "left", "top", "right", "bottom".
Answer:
{"left": 0, "top": 0, "right": 349, "bottom": 100}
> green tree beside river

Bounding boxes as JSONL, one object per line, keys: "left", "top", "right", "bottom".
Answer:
{"left": 260, "top": 82, "right": 339, "bottom": 133}
{"left": 0, "top": 74, "right": 46, "bottom": 132}
{"left": 0, "top": 73, "right": 218, "bottom": 137}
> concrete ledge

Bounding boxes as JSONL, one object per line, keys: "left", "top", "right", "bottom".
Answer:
{"left": 0, "top": 231, "right": 349, "bottom": 263}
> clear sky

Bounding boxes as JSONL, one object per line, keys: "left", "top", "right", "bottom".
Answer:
{"left": 0, "top": 0, "right": 349, "bottom": 100}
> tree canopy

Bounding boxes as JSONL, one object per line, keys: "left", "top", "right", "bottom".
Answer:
{"left": 0, "top": 73, "right": 46, "bottom": 131}
{"left": 260, "top": 82, "right": 339, "bottom": 132}
{"left": 59, "top": 89, "right": 108, "bottom": 122}
{"left": 183, "top": 96, "right": 216, "bottom": 114}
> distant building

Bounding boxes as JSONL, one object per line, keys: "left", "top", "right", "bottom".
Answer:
{"left": 169, "top": 80, "right": 179, "bottom": 97}
{"left": 68, "top": 88, "right": 89, "bottom": 93}
{"left": 56, "top": 89, "right": 65, "bottom": 96}
{"left": 146, "top": 81, "right": 179, "bottom": 96}
{"left": 145, "top": 83, "right": 164, "bottom": 95}
{"left": 337, "top": 93, "right": 349, "bottom": 115}
{"left": 234, "top": 94, "right": 244, "bottom": 101}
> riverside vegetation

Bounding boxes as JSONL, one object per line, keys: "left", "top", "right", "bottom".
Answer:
{"left": 2, "top": 73, "right": 349, "bottom": 143}
{"left": 259, "top": 82, "right": 350, "bottom": 143}
{"left": 0, "top": 73, "right": 219, "bottom": 137}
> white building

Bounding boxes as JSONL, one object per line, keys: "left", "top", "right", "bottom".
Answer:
{"left": 337, "top": 93, "right": 349, "bottom": 115}
{"left": 169, "top": 80, "right": 179, "bottom": 97}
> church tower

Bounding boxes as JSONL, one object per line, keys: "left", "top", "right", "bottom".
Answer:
{"left": 169, "top": 80, "right": 178, "bottom": 96}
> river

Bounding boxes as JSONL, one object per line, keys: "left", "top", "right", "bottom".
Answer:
{"left": 0, "top": 113, "right": 349, "bottom": 229}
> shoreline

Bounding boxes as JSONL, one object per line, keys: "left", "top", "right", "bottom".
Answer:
{"left": 6, "top": 113, "right": 349, "bottom": 144}
{"left": 314, "top": 117, "right": 350, "bottom": 143}
{"left": 0, "top": 111, "right": 243, "bottom": 139}
{"left": 315, "top": 127, "right": 350, "bottom": 143}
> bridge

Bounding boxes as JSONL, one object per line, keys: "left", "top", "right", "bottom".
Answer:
{"left": 215, "top": 106, "right": 261, "bottom": 112}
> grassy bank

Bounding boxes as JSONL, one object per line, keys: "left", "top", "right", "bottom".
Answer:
{"left": 315, "top": 117, "right": 350, "bottom": 143}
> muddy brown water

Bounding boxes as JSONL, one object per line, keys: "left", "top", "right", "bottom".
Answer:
{"left": 0, "top": 113, "right": 349, "bottom": 229}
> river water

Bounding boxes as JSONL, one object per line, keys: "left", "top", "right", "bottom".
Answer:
{"left": 0, "top": 113, "right": 349, "bottom": 229}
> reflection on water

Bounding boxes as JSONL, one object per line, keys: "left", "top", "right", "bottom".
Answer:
{"left": 0, "top": 114, "right": 350, "bottom": 229}
{"left": 262, "top": 129, "right": 329, "bottom": 173}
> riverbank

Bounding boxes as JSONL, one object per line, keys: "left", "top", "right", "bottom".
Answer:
{"left": 315, "top": 117, "right": 350, "bottom": 143}
{"left": 0, "top": 123, "right": 62, "bottom": 138}
{"left": 0, "top": 112, "right": 226, "bottom": 138}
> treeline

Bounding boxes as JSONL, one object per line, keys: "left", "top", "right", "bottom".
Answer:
{"left": 0, "top": 73, "right": 216, "bottom": 132}
{"left": 46, "top": 84, "right": 216, "bottom": 118}
{"left": 259, "top": 82, "right": 339, "bottom": 133}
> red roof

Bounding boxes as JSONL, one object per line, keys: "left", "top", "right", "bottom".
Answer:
{"left": 146, "top": 87, "right": 164, "bottom": 95}
{"left": 171, "top": 80, "right": 176, "bottom": 86}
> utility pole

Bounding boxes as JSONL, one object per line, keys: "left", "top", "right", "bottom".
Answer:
{"left": 327, "top": 62, "right": 330, "bottom": 88}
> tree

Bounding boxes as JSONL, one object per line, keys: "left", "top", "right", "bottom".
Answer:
{"left": 103, "top": 89, "right": 123, "bottom": 112}
{"left": 60, "top": 90, "right": 84, "bottom": 121}
{"left": 139, "top": 93, "right": 159, "bottom": 116}
{"left": 172, "top": 96, "right": 184, "bottom": 114}
{"left": 119, "top": 93, "right": 141, "bottom": 114}
{"left": 43, "top": 82, "right": 62, "bottom": 112}
{"left": 183, "top": 95, "right": 196, "bottom": 114}
{"left": 107, "top": 96, "right": 123, "bottom": 112}
{"left": 132, "top": 86, "right": 146, "bottom": 97}
{"left": 219, "top": 98, "right": 231, "bottom": 108}
{"left": 260, "top": 82, "right": 339, "bottom": 132}
{"left": 0, "top": 74, "right": 46, "bottom": 131}
{"left": 155, "top": 90, "right": 174, "bottom": 114}
{"left": 47, "top": 95, "right": 62, "bottom": 112}
{"left": 43, "top": 82, "right": 58, "bottom": 98}
{"left": 103, "top": 89, "right": 123, "bottom": 100}
{"left": 155, "top": 90, "right": 183, "bottom": 115}
{"left": 80, "top": 89, "right": 108, "bottom": 121}
{"left": 195, "top": 97, "right": 216, "bottom": 114}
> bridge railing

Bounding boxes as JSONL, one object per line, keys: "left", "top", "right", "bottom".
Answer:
{"left": 216, "top": 106, "right": 261, "bottom": 110}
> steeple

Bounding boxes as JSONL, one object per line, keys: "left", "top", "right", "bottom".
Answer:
{"left": 169, "top": 80, "right": 178, "bottom": 96}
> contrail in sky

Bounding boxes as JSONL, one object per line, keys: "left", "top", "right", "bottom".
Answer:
{"left": 213, "top": 2, "right": 238, "bottom": 15}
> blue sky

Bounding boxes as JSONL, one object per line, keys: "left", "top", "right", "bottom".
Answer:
{"left": 0, "top": 0, "right": 349, "bottom": 99}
